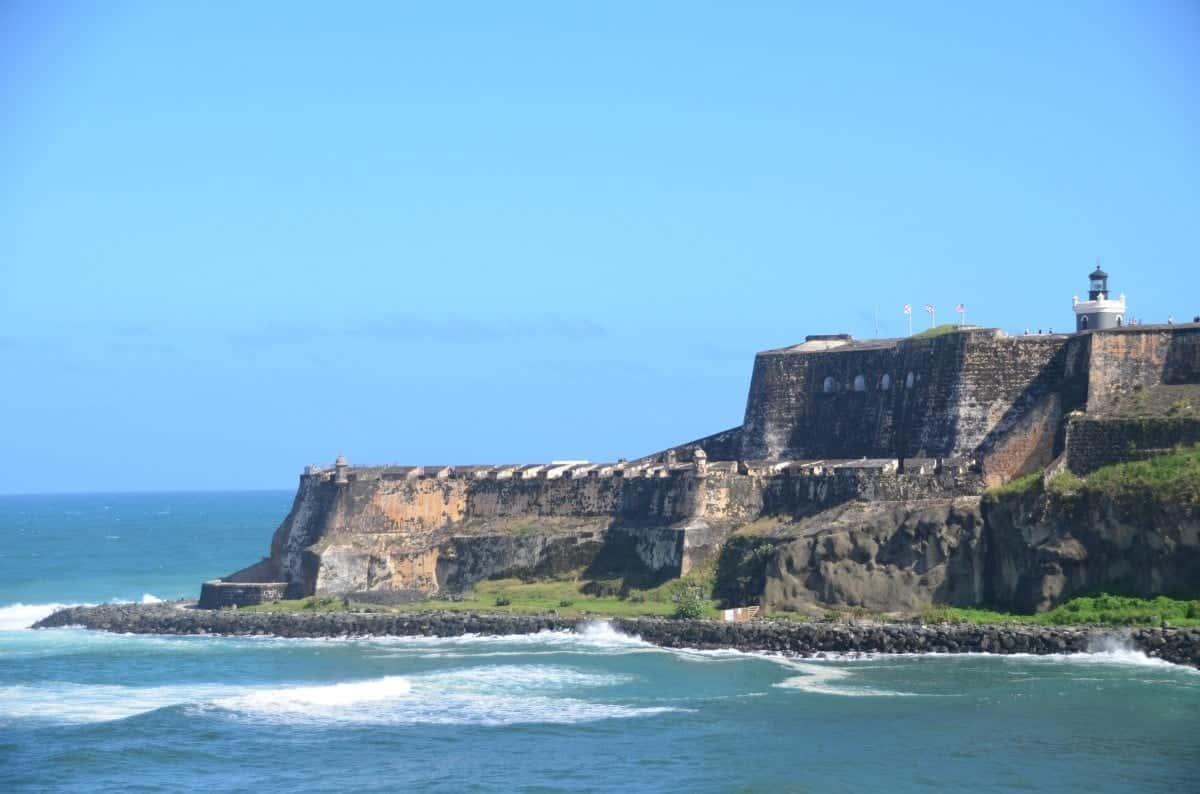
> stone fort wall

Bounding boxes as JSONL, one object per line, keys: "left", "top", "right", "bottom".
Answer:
{"left": 739, "top": 330, "right": 1090, "bottom": 484}
{"left": 203, "top": 324, "right": 1200, "bottom": 605}
{"left": 1086, "top": 326, "right": 1200, "bottom": 412}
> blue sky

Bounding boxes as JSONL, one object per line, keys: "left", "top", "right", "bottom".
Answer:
{"left": 2, "top": 2, "right": 1197, "bottom": 493}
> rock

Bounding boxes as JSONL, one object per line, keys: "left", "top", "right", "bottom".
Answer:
{"left": 29, "top": 603, "right": 1200, "bottom": 670}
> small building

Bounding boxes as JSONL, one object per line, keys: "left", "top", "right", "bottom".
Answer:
{"left": 1073, "top": 265, "right": 1126, "bottom": 331}
{"left": 721, "top": 605, "right": 760, "bottom": 622}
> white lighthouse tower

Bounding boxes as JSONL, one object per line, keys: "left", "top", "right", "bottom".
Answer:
{"left": 1072, "top": 265, "right": 1125, "bottom": 332}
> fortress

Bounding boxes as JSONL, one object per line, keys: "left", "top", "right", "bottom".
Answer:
{"left": 201, "top": 269, "right": 1200, "bottom": 612}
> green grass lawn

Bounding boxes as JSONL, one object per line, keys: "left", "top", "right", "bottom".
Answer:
{"left": 241, "top": 575, "right": 722, "bottom": 619}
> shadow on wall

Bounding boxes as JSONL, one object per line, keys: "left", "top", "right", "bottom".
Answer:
{"left": 972, "top": 338, "right": 1090, "bottom": 484}
{"left": 1166, "top": 329, "right": 1200, "bottom": 384}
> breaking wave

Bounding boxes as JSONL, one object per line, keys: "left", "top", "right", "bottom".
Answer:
{"left": 0, "top": 594, "right": 163, "bottom": 631}
{"left": 0, "top": 603, "right": 80, "bottom": 631}
{"left": 0, "top": 662, "right": 680, "bottom": 727}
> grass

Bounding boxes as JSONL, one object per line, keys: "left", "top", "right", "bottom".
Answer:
{"left": 983, "top": 469, "right": 1044, "bottom": 502}
{"left": 240, "top": 589, "right": 1200, "bottom": 628}
{"left": 1083, "top": 443, "right": 1200, "bottom": 507}
{"left": 242, "top": 573, "right": 722, "bottom": 619}
{"left": 911, "top": 323, "right": 964, "bottom": 340}
{"left": 985, "top": 444, "right": 1200, "bottom": 509}
{"left": 922, "top": 594, "right": 1200, "bottom": 628}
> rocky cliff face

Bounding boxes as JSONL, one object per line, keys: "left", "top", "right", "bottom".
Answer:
{"left": 761, "top": 499, "right": 987, "bottom": 614}
{"left": 756, "top": 486, "right": 1200, "bottom": 615}
{"left": 982, "top": 487, "right": 1200, "bottom": 612}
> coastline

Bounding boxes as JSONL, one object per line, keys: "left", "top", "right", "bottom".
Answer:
{"left": 33, "top": 602, "right": 1200, "bottom": 669}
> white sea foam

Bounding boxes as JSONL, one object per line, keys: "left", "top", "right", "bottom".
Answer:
{"left": 804, "top": 639, "right": 1194, "bottom": 673}
{"left": 140, "top": 593, "right": 164, "bottom": 604}
{"left": 216, "top": 676, "right": 413, "bottom": 715}
{"left": 214, "top": 664, "right": 676, "bottom": 727}
{"left": 0, "top": 662, "right": 677, "bottom": 727}
{"left": 354, "top": 620, "right": 656, "bottom": 659}
{"left": 0, "top": 603, "right": 82, "bottom": 631}
{"left": 0, "top": 681, "right": 232, "bottom": 723}
{"left": 772, "top": 659, "right": 919, "bottom": 697}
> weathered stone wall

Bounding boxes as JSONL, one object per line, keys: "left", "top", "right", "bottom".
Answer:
{"left": 198, "top": 580, "right": 287, "bottom": 609}
{"left": 1086, "top": 327, "right": 1200, "bottom": 411}
{"left": 964, "top": 334, "right": 1090, "bottom": 485}
{"left": 740, "top": 333, "right": 968, "bottom": 460}
{"left": 466, "top": 475, "right": 621, "bottom": 518}
{"left": 738, "top": 330, "right": 1080, "bottom": 483}
{"left": 1065, "top": 416, "right": 1200, "bottom": 474}
{"left": 634, "top": 426, "right": 743, "bottom": 464}
{"left": 1165, "top": 328, "right": 1200, "bottom": 383}
{"left": 755, "top": 460, "right": 982, "bottom": 516}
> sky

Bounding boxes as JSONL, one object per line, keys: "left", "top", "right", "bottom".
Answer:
{"left": 1, "top": 2, "right": 1198, "bottom": 494}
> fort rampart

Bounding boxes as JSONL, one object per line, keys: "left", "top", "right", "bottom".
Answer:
{"left": 202, "top": 324, "right": 1200, "bottom": 608}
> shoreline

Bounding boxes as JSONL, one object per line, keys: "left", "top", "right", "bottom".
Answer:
{"left": 32, "top": 602, "right": 1200, "bottom": 669}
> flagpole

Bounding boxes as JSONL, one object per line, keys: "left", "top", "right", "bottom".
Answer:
{"left": 908, "top": 313, "right": 912, "bottom": 336}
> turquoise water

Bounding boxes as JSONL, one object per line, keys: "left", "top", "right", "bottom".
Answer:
{"left": 1, "top": 494, "right": 1198, "bottom": 792}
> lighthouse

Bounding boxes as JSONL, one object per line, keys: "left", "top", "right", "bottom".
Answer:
{"left": 1072, "top": 265, "right": 1125, "bottom": 331}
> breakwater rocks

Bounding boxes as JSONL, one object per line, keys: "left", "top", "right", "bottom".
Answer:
{"left": 33, "top": 603, "right": 1200, "bottom": 669}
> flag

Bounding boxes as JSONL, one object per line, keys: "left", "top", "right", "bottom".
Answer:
{"left": 902, "top": 304, "right": 912, "bottom": 315}
{"left": 924, "top": 304, "right": 934, "bottom": 314}
{"left": 955, "top": 303, "right": 965, "bottom": 314}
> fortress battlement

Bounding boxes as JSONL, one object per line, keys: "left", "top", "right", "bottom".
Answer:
{"left": 203, "top": 269, "right": 1200, "bottom": 609}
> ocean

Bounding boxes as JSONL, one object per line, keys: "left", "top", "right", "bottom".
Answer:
{"left": 1, "top": 492, "right": 1197, "bottom": 792}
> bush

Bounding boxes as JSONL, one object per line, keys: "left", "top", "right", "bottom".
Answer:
{"left": 671, "top": 586, "right": 706, "bottom": 620}
{"left": 558, "top": 599, "right": 574, "bottom": 608}
{"left": 625, "top": 590, "right": 646, "bottom": 603}
{"left": 494, "top": 594, "right": 512, "bottom": 607}
{"left": 713, "top": 536, "right": 776, "bottom": 608}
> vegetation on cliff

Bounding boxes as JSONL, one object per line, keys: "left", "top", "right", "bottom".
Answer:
{"left": 1074, "top": 442, "right": 1200, "bottom": 507}
{"left": 984, "top": 443, "right": 1200, "bottom": 508}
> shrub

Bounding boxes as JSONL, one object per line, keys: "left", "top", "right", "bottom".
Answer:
{"left": 671, "top": 586, "right": 706, "bottom": 620}
{"left": 625, "top": 590, "right": 646, "bottom": 603}
{"left": 1046, "top": 470, "right": 1085, "bottom": 497}
{"left": 494, "top": 594, "right": 512, "bottom": 607}
{"left": 558, "top": 599, "right": 574, "bottom": 608}
{"left": 713, "top": 536, "right": 776, "bottom": 608}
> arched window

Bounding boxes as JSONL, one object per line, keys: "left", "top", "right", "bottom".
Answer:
{"left": 823, "top": 376, "right": 835, "bottom": 393}
{"left": 1116, "top": 316, "right": 1123, "bottom": 327}
{"left": 880, "top": 373, "right": 891, "bottom": 391}
{"left": 1080, "top": 316, "right": 1089, "bottom": 330}
{"left": 905, "top": 372, "right": 915, "bottom": 389}
{"left": 853, "top": 374, "right": 866, "bottom": 392}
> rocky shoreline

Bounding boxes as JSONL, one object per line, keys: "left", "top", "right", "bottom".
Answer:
{"left": 33, "top": 602, "right": 1200, "bottom": 669}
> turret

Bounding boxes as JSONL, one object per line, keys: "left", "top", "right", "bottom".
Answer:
{"left": 334, "top": 454, "right": 349, "bottom": 485}
{"left": 1073, "top": 265, "right": 1126, "bottom": 331}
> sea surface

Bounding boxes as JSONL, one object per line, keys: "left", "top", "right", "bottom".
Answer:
{"left": 1, "top": 492, "right": 1198, "bottom": 792}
